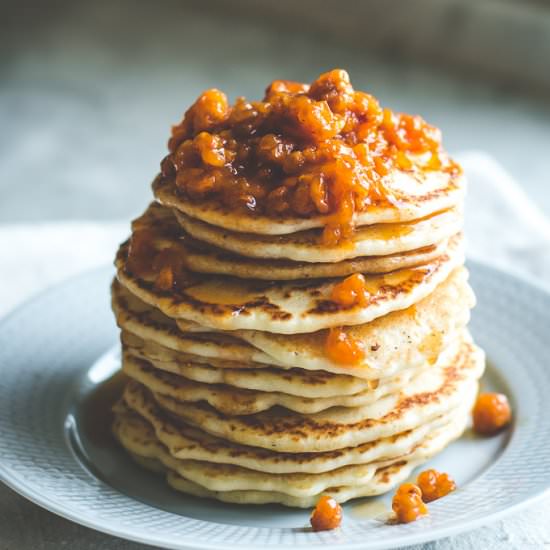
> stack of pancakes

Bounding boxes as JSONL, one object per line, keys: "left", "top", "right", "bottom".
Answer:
{"left": 110, "top": 162, "right": 484, "bottom": 508}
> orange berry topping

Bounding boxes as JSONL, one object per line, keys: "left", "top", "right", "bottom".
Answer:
{"left": 392, "top": 483, "right": 428, "bottom": 524}
{"left": 164, "top": 69, "right": 459, "bottom": 246}
{"left": 325, "top": 327, "right": 365, "bottom": 365}
{"left": 310, "top": 495, "right": 343, "bottom": 531}
{"left": 126, "top": 229, "right": 157, "bottom": 277}
{"left": 472, "top": 392, "right": 512, "bottom": 435}
{"left": 330, "top": 273, "right": 370, "bottom": 307}
{"left": 417, "top": 469, "right": 456, "bottom": 502}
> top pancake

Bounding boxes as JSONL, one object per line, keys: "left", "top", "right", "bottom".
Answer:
{"left": 153, "top": 170, "right": 464, "bottom": 235}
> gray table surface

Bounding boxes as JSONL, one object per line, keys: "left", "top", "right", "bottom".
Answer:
{"left": 1, "top": 1, "right": 550, "bottom": 549}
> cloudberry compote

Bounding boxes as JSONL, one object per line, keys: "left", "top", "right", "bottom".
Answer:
{"left": 125, "top": 229, "right": 158, "bottom": 278}
{"left": 152, "top": 246, "right": 187, "bottom": 292}
{"left": 330, "top": 273, "right": 370, "bottom": 307}
{"left": 160, "top": 69, "right": 460, "bottom": 244}
{"left": 417, "top": 469, "right": 456, "bottom": 502}
{"left": 325, "top": 327, "right": 365, "bottom": 365}
{"left": 392, "top": 483, "right": 429, "bottom": 524}
{"left": 310, "top": 495, "right": 343, "bottom": 531}
{"left": 472, "top": 392, "right": 512, "bottom": 436}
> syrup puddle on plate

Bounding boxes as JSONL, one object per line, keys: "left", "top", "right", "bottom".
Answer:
{"left": 351, "top": 499, "right": 393, "bottom": 522}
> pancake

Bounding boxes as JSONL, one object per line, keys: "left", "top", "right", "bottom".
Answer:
{"left": 134, "top": 202, "right": 459, "bottom": 278}
{"left": 114, "top": 266, "right": 474, "bottom": 379}
{"left": 123, "top": 332, "right": 378, "bottom": 398}
{"left": 114, "top": 404, "right": 468, "bottom": 507}
{"left": 114, "top": 406, "right": 466, "bottom": 497}
{"left": 153, "top": 170, "right": 465, "bottom": 235}
{"left": 174, "top": 207, "right": 463, "bottom": 264}
{"left": 175, "top": 266, "right": 474, "bottom": 378}
{"left": 177, "top": 232, "right": 451, "bottom": 280}
{"left": 112, "top": 280, "right": 278, "bottom": 367}
{"left": 164, "top": 460, "right": 418, "bottom": 507}
{"left": 123, "top": 382, "right": 470, "bottom": 474}
{"left": 122, "top": 337, "right": 460, "bottom": 415}
{"left": 115, "top": 234, "right": 464, "bottom": 334}
{"left": 233, "top": 266, "right": 474, "bottom": 376}
{"left": 114, "top": 409, "right": 378, "bottom": 497}
{"left": 134, "top": 340, "right": 483, "bottom": 453}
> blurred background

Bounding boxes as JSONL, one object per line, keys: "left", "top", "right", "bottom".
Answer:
{"left": 1, "top": 0, "right": 550, "bottom": 223}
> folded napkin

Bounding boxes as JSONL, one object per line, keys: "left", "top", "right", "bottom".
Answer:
{"left": 0, "top": 221, "right": 128, "bottom": 317}
{"left": 0, "top": 151, "right": 549, "bottom": 548}
{"left": 460, "top": 151, "right": 550, "bottom": 284}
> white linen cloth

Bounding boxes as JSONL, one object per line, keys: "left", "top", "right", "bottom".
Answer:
{"left": 0, "top": 151, "right": 549, "bottom": 549}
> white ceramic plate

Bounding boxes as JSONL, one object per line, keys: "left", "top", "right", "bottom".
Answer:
{"left": 1, "top": 260, "right": 550, "bottom": 550}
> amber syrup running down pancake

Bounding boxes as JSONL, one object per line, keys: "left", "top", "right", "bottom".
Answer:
{"left": 80, "top": 371, "right": 128, "bottom": 449}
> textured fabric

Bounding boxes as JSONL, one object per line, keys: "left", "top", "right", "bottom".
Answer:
{"left": 0, "top": 151, "right": 549, "bottom": 548}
